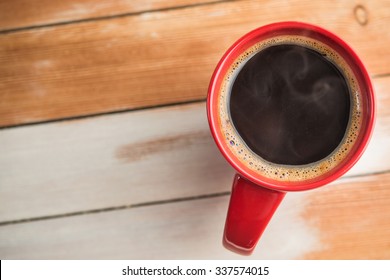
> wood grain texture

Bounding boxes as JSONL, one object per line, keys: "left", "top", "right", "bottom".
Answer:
{"left": 1, "top": 0, "right": 390, "bottom": 127}
{"left": 0, "top": 0, "right": 222, "bottom": 31}
{"left": 0, "top": 102, "right": 235, "bottom": 222}
{"left": 0, "top": 172, "right": 389, "bottom": 259}
{"left": 304, "top": 173, "right": 390, "bottom": 259}
{"left": 0, "top": 75, "right": 389, "bottom": 222}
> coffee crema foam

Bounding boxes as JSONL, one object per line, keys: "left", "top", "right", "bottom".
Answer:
{"left": 218, "top": 35, "right": 363, "bottom": 182}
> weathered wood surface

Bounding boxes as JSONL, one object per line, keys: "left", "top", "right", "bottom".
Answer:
{"left": 1, "top": 74, "right": 389, "bottom": 223}
{"left": 0, "top": 86, "right": 389, "bottom": 258}
{"left": 0, "top": 172, "right": 389, "bottom": 259}
{"left": 1, "top": 0, "right": 390, "bottom": 127}
{"left": 0, "top": 0, "right": 389, "bottom": 260}
{"left": 0, "top": 0, "right": 221, "bottom": 31}
{"left": 0, "top": 102, "right": 234, "bottom": 222}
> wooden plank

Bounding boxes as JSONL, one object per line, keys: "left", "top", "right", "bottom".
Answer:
{"left": 0, "top": 0, "right": 221, "bottom": 31}
{"left": 0, "top": 172, "right": 389, "bottom": 259}
{"left": 0, "top": 76, "right": 389, "bottom": 222}
{"left": 1, "top": 0, "right": 390, "bottom": 127}
{"left": 0, "top": 102, "right": 235, "bottom": 222}
{"left": 303, "top": 173, "right": 390, "bottom": 259}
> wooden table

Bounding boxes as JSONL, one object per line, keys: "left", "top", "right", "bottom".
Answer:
{"left": 0, "top": 0, "right": 389, "bottom": 259}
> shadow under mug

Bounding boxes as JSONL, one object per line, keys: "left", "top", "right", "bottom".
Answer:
{"left": 207, "top": 22, "right": 375, "bottom": 255}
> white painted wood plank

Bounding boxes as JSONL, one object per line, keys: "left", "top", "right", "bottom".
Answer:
{"left": 0, "top": 192, "right": 318, "bottom": 259}
{"left": 1, "top": 172, "right": 389, "bottom": 259}
{"left": 0, "top": 103, "right": 234, "bottom": 222}
{"left": 1, "top": 76, "right": 390, "bottom": 222}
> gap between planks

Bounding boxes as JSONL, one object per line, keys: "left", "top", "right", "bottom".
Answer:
{"left": 0, "top": 98, "right": 206, "bottom": 130}
{"left": 0, "top": 191, "right": 230, "bottom": 227}
{"left": 0, "top": 73, "right": 389, "bottom": 130}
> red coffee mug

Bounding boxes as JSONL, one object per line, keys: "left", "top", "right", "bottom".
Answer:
{"left": 207, "top": 22, "right": 375, "bottom": 255}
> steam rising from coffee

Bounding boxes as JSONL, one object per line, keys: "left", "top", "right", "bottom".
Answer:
{"left": 229, "top": 44, "right": 350, "bottom": 165}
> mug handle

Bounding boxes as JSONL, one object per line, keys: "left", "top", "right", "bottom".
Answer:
{"left": 223, "top": 174, "right": 286, "bottom": 255}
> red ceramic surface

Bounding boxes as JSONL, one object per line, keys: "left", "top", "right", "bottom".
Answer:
{"left": 207, "top": 22, "right": 375, "bottom": 255}
{"left": 223, "top": 174, "right": 285, "bottom": 255}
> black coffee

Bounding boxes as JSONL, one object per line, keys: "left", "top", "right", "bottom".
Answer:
{"left": 230, "top": 44, "right": 350, "bottom": 165}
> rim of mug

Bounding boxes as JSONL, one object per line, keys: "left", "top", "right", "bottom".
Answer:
{"left": 207, "top": 21, "right": 375, "bottom": 192}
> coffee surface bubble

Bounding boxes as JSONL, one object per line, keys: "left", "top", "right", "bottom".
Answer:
{"left": 218, "top": 36, "right": 363, "bottom": 182}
